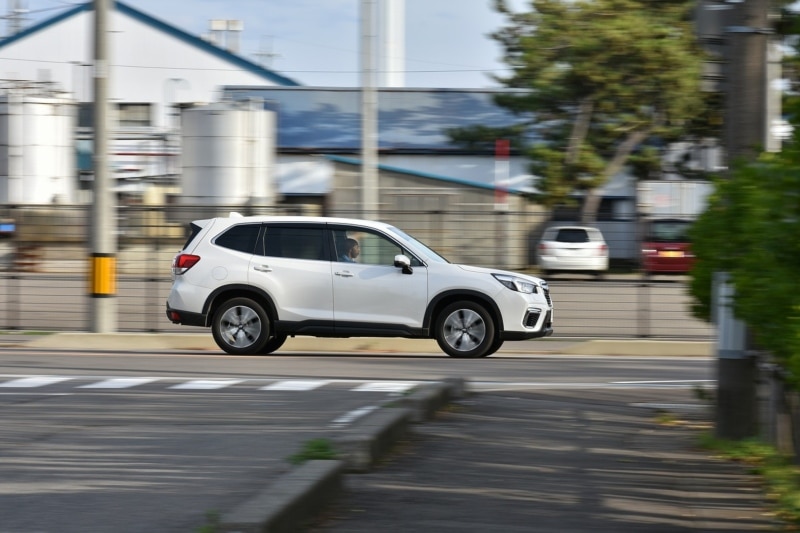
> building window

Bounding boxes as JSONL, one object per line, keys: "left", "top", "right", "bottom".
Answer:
{"left": 117, "top": 103, "right": 152, "bottom": 127}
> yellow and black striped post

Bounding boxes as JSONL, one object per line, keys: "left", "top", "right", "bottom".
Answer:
{"left": 89, "top": 253, "right": 116, "bottom": 297}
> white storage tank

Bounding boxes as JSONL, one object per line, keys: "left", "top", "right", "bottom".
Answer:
{"left": 180, "top": 100, "right": 276, "bottom": 206}
{"left": 0, "top": 85, "right": 77, "bottom": 204}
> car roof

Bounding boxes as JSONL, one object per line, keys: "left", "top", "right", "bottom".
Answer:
{"left": 546, "top": 225, "right": 601, "bottom": 231}
{"left": 195, "top": 213, "right": 397, "bottom": 230}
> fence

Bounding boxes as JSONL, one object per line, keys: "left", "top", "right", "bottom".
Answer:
{"left": 759, "top": 357, "right": 800, "bottom": 460}
{"left": 0, "top": 203, "right": 714, "bottom": 339}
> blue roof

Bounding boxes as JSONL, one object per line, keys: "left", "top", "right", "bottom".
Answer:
{"left": 325, "top": 155, "right": 530, "bottom": 195}
{"left": 223, "top": 86, "right": 530, "bottom": 152}
{"left": 0, "top": 1, "right": 299, "bottom": 87}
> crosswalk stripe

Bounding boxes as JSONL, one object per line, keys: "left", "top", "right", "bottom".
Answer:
{"left": 78, "top": 378, "right": 159, "bottom": 389}
{"left": 169, "top": 379, "right": 244, "bottom": 390}
{"left": 259, "top": 380, "right": 330, "bottom": 391}
{"left": 351, "top": 381, "right": 419, "bottom": 393}
{"left": 0, "top": 376, "right": 73, "bottom": 388}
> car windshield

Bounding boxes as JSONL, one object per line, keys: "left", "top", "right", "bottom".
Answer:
{"left": 388, "top": 226, "right": 450, "bottom": 263}
{"left": 647, "top": 220, "right": 692, "bottom": 243}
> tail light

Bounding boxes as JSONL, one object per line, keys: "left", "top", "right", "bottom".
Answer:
{"left": 172, "top": 253, "right": 200, "bottom": 275}
{"left": 537, "top": 243, "right": 547, "bottom": 253}
{"left": 597, "top": 244, "right": 608, "bottom": 256}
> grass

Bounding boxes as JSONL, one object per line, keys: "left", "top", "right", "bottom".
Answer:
{"left": 287, "top": 438, "right": 338, "bottom": 465}
{"left": 195, "top": 510, "right": 220, "bottom": 533}
{"left": 700, "top": 433, "right": 800, "bottom": 525}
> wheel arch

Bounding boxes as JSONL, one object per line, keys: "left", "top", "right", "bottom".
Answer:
{"left": 203, "top": 284, "right": 279, "bottom": 326}
{"left": 424, "top": 290, "right": 504, "bottom": 337}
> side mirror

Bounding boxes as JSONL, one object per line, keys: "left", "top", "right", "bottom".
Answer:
{"left": 393, "top": 254, "right": 413, "bottom": 275}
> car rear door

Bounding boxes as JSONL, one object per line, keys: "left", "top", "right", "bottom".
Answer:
{"left": 249, "top": 223, "right": 334, "bottom": 323}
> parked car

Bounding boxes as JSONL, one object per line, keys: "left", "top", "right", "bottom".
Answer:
{"left": 536, "top": 226, "right": 609, "bottom": 277}
{"left": 166, "top": 213, "right": 554, "bottom": 358}
{"left": 641, "top": 218, "right": 695, "bottom": 274}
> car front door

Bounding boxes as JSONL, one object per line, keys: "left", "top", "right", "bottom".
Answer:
{"left": 329, "top": 225, "right": 427, "bottom": 331}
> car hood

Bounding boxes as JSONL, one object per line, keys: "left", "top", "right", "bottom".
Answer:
{"left": 456, "top": 264, "right": 547, "bottom": 285}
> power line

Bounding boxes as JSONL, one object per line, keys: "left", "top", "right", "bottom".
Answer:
{"left": 0, "top": 55, "right": 513, "bottom": 75}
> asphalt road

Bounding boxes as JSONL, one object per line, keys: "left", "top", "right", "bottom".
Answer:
{"left": 0, "top": 349, "right": 720, "bottom": 532}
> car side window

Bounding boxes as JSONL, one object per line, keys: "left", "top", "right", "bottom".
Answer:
{"left": 333, "top": 227, "right": 420, "bottom": 266}
{"left": 260, "top": 225, "right": 327, "bottom": 261}
{"left": 213, "top": 223, "right": 260, "bottom": 254}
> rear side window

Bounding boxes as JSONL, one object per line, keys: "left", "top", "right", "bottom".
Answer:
{"left": 555, "top": 228, "right": 590, "bottom": 243}
{"left": 214, "top": 223, "right": 260, "bottom": 254}
{"left": 182, "top": 222, "right": 204, "bottom": 251}
{"left": 261, "top": 225, "right": 327, "bottom": 261}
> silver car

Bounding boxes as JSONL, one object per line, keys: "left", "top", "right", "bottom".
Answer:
{"left": 537, "top": 226, "right": 609, "bottom": 277}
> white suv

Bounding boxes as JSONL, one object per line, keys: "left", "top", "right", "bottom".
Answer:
{"left": 166, "top": 214, "right": 553, "bottom": 357}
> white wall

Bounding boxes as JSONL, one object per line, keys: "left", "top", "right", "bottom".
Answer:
{"left": 0, "top": 9, "right": 281, "bottom": 128}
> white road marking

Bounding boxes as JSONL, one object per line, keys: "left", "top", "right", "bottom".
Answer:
{"left": 78, "top": 378, "right": 158, "bottom": 389}
{"left": 331, "top": 405, "right": 378, "bottom": 427}
{"left": 259, "top": 380, "right": 330, "bottom": 391}
{"left": 631, "top": 403, "right": 707, "bottom": 410}
{"left": 0, "top": 376, "right": 73, "bottom": 388}
{"left": 169, "top": 379, "right": 244, "bottom": 390}
{"left": 612, "top": 379, "right": 714, "bottom": 385}
{"left": 351, "top": 381, "right": 419, "bottom": 393}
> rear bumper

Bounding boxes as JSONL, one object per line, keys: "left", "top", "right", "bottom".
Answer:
{"left": 165, "top": 303, "right": 207, "bottom": 327}
{"left": 538, "top": 256, "right": 608, "bottom": 271}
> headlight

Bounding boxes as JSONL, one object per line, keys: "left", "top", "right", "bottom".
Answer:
{"left": 493, "top": 273, "right": 538, "bottom": 294}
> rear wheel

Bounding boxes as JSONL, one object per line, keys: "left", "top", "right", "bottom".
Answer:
{"left": 211, "top": 297, "right": 270, "bottom": 355}
{"left": 435, "top": 301, "right": 495, "bottom": 358}
{"left": 258, "top": 334, "right": 288, "bottom": 355}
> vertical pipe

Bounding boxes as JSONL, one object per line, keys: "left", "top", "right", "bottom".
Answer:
{"left": 360, "top": 0, "right": 379, "bottom": 218}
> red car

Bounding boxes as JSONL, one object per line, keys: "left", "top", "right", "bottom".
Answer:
{"left": 641, "top": 218, "right": 694, "bottom": 274}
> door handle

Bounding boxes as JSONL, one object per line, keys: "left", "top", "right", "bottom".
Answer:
{"left": 253, "top": 264, "right": 272, "bottom": 272}
{"left": 334, "top": 271, "right": 354, "bottom": 278}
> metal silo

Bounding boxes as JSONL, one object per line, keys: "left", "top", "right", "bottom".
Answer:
{"left": 180, "top": 99, "right": 276, "bottom": 209}
{"left": 0, "top": 84, "right": 77, "bottom": 204}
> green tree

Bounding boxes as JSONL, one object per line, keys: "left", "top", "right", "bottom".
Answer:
{"left": 689, "top": 98, "right": 800, "bottom": 379}
{"left": 452, "top": 0, "right": 708, "bottom": 222}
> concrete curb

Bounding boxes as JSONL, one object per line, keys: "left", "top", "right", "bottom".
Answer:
{"left": 219, "top": 460, "right": 345, "bottom": 533}
{"left": 394, "top": 380, "right": 467, "bottom": 423}
{"left": 334, "top": 407, "right": 414, "bottom": 473}
{"left": 14, "top": 332, "right": 714, "bottom": 357}
{"left": 562, "top": 339, "right": 714, "bottom": 357}
{"left": 217, "top": 378, "right": 465, "bottom": 532}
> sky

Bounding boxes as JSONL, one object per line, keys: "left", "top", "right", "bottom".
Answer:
{"left": 10, "top": 0, "right": 529, "bottom": 88}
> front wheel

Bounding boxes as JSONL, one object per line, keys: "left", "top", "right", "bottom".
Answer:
{"left": 212, "top": 297, "right": 270, "bottom": 355}
{"left": 435, "top": 301, "right": 495, "bottom": 358}
{"left": 258, "top": 334, "right": 288, "bottom": 355}
{"left": 481, "top": 337, "right": 504, "bottom": 358}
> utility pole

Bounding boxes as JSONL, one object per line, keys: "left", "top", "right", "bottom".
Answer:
{"left": 89, "top": 0, "right": 117, "bottom": 332}
{"left": 360, "top": 0, "right": 379, "bottom": 218}
{"left": 714, "top": 0, "right": 776, "bottom": 440}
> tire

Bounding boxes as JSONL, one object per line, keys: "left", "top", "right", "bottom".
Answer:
{"left": 258, "top": 334, "right": 288, "bottom": 355}
{"left": 481, "top": 337, "right": 504, "bottom": 358}
{"left": 211, "top": 297, "right": 271, "bottom": 355}
{"left": 435, "top": 301, "right": 495, "bottom": 358}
